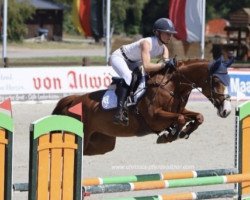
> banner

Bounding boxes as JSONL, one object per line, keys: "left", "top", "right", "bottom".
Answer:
{"left": 169, "top": 0, "right": 205, "bottom": 42}
{"left": 0, "top": 66, "right": 117, "bottom": 101}
{"left": 0, "top": 66, "right": 249, "bottom": 102}
{"left": 229, "top": 70, "right": 250, "bottom": 100}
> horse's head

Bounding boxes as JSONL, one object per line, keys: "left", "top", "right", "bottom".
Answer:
{"left": 202, "top": 56, "right": 233, "bottom": 118}
{"left": 177, "top": 57, "right": 233, "bottom": 118}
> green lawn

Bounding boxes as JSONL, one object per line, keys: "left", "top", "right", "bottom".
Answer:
{"left": 8, "top": 56, "right": 106, "bottom": 67}
{"left": 5, "top": 35, "right": 106, "bottom": 67}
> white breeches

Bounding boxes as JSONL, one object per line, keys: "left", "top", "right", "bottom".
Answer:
{"left": 109, "top": 49, "right": 142, "bottom": 85}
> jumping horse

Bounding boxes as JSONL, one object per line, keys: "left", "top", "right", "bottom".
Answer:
{"left": 52, "top": 58, "right": 232, "bottom": 155}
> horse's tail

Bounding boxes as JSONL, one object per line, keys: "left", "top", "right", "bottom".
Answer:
{"left": 52, "top": 95, "right": 79, "bottom": 115}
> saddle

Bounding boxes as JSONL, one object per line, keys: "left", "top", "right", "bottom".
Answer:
{"left": 102, "top": 68, "right": 146, "bottom": 110}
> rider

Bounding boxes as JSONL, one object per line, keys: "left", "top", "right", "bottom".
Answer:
{"left": 109, "top": 18, "right": 177, "bottom": 126}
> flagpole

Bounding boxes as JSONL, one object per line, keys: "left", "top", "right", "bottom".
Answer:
{"left": 200, "top": 0, "right": 206, "bottom": 59}
{"left": 2, "top": 0, "right": 8, "bottom": 67}
{"left": 105, "top": 0, "right": 111, "bottom": 65}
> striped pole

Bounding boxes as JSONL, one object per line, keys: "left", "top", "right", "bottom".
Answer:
{"left": 106, "top": 189, "right": 236, "bottom": 200}
{"left": 12, "top": 168, "right": 237, "bottom": 192}
{"left": 82, "top": 168, "right": 237, "bottom": 186}
{"left": 84, "top": 173, "right": 250, "bottom": 194}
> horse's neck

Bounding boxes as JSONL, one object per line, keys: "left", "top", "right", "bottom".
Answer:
{"left": 147, "top": 69, "right": 169, "bottom": 86}
{"left": 146, "top": 61, "right": 209, "bottom": 87}
{"left": 179, "top": 62, "right": 209, "bottom": 87}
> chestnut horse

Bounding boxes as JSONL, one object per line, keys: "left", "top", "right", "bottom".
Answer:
{"left": 52, "top": 59, "right": 232, "bottom": 155}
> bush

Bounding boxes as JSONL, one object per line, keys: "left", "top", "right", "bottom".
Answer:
{"left": 6, "top": 0, "right": 34, "bottom": 41}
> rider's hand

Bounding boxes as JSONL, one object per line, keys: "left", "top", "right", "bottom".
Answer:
{"left": 164, "top": 58, "right": 176, "bottom": 70}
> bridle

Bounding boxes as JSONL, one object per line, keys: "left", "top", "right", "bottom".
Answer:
{"left": 208, "top": 75, "right": 231, "bottom": 108}
{"left": 148, "top": 62, "right": 231, "bottom": 109}
{"left": 178, "top": 69, "right": 231, "bottom": 108}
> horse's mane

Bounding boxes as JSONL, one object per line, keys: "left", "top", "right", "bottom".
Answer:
{"left": 177, "top": 58, "right": 209, "bottom": 67}
{"left": 148, "top": 58, "right": 209, "bottom": 77}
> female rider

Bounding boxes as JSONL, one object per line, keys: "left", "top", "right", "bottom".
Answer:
{"left": 109, "top": 18, "right": 177, "bottom": 126}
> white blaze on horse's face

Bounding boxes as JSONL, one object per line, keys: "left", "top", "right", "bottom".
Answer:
{"left": 209, "top": 77, "right": 231, "bottom": 118}
{"left": 217, "top": 86, "right": 231, "bottom": 118}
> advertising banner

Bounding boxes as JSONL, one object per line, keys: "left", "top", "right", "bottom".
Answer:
{"left": 0, "top": 66, "right": 116, "bottom": 101}
{"left": 0, "top": 66, "right": 249, "bottom": 101}
{"left": 229, "top": 70, "right": 250, "bottom": 100}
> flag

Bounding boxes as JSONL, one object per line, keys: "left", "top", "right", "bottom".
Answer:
{"left": 72, "top": 0, "right": 103, "bottom": 40}
{"left": 68, "top": 102, "right": 83, "bottom": 121}
{"left": 0, "top": 98, "right": 12, "bottom": 117}
{"left": 169, "top": 0, "right": 205, "bottom": 42}
{"left": 72, "top": 0, "right": 92, "bottom": 36}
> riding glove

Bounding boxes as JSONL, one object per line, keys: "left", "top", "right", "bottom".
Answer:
{"left": 164, "top": 58, "right": 176, "bottom": 69}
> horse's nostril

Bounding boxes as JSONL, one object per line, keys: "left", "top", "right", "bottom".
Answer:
{"left": 222, "top": 109, "right": 231, "bottom": 118}
{"left": 223, "top": 110, "right": 227, "bottom": 117}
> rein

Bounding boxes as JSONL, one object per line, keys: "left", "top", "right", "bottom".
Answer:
{"left": 148, "top": 63, "right": 231, "bottom": 108}
{"left": 147, "top": 67, "right": 172, "bottom": 103}
{"left": 177, "top": 67, "right": 231, "bottom": 108}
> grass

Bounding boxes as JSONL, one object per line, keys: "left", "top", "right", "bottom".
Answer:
{"left": 8, "top": 56, "right": 106, "bottom": 67}
{"left": 4, "top": 34, "right": 106, "bottom": 66}
{"left": 9, "top": 37, "right": 103, "bottom": 50}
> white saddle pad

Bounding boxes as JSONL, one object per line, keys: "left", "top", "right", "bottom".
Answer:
{"left": 102, "top": 89, "right": 118, "bottom": 110}
{"left": 101, "top": 76, "right": 146, "bottom": 110}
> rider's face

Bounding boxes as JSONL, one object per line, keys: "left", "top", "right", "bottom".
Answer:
{"left": 160, "top": 32, "right": 172, "bottom": 44}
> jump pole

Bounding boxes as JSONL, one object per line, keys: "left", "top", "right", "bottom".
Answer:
{"left": 84, "top": 173, "right": 250, "bottom": 194}
{"left": 82, "top": 168, "right": 237, "bottom": 186}
{"left": 13, "top": 168, "right": 237, "bottom": 191}
{"left": 106, "top": 189, "right": 237, "bottom": 200}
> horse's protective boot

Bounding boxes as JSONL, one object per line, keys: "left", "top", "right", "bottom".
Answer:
{"left": 113, "top": 80, "right": 129, "bottom": 126}
{"left": 156, "top": 125, "right": 179, "bottom": 143}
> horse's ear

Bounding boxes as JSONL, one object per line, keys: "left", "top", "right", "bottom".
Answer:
{"left": 209, "top": 57, "right": 221, "bottom": 74}
{"left": 225, "top": 57, "right": 235, "bottom": 68}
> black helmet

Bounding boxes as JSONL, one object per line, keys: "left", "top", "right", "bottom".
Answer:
{"left": 153, "top": 18, "right": 177, "bottom": 34}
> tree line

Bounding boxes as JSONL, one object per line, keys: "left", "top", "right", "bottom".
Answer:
{"left": 1, "top": 0, "right": 249, "bottom": 41}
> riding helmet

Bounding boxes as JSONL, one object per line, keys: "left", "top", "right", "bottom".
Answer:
{"left": 153, "top": 18, "right": 177, "bottom": 34}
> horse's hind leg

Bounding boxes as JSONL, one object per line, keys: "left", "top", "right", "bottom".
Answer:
{"left": 84, "top": 132, "right": 116, "bottom": 155}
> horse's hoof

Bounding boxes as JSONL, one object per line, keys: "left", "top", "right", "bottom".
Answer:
{"left": 157, "top": 136, "right": 167, "bottom": 144}
{"left": 178, "top": 131, "right": 189, "bottom": 139}
{"left": 157, "top": 133, "right": 170, "bottom": 144}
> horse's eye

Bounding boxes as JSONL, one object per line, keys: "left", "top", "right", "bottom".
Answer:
{"left": 213, "top": 78, "right": 221, "bottom": 85}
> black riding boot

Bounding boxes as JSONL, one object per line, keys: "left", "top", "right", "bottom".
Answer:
{"left": 113, "top": 80, "right": 129, "bottom": 126}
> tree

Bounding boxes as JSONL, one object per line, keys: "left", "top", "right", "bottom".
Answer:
{"left": 124, "top": 0, "right": 148, "bottom": 35}
{"left": 6, "top": 0, "right": 34, "bottom": 41}
{"left": 206, "top": 0, "right": 250, "bottom": 20}
{"left": 43, "top": 0, "right": 250, "bottom": 38}
{"left": 141, "top": 0, "right": 170, "bottom": 37}
{"left": 110, "top": 0, "right": 128, "bottom": 34}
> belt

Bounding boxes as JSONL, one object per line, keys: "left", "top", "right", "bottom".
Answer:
{"left": 120, "top": 47, "right": 135, "bottom": 63}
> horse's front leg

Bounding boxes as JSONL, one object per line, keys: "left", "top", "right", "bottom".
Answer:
{"left": 154, "top": 109, "right": 186, "bottom": 143}
{"left": 178, "top": 108, "right": 204, "bottom": 139}
{"left": 153, "top": 108, "right": 186, "bottom": 127}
